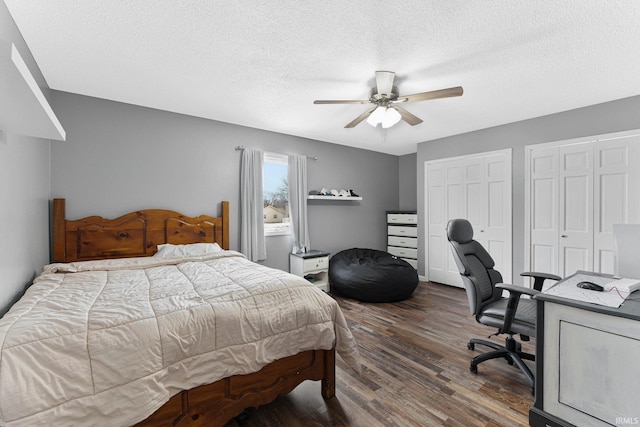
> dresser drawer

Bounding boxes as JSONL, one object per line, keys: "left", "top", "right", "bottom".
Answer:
{"left": 387, "top": 225, "right": 417, "bottom": 237}
{"left": 303, "top": 256, "right": 328, "bottom": 272}
{"left": 387, "top": 213, "right": 417, "bottom": 224}
{"left": 388, "top": 236, "right": 418, "bottom": 248}
{"left": 402, "top": 258, "right": 418, "bottom": 269}
{"left": 387, "top": 246, "right": 417, "bottom": 259}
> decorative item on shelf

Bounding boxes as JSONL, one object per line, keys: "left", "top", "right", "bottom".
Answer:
{"left": 307, "top": 188, "right": 362, "bottom": 201}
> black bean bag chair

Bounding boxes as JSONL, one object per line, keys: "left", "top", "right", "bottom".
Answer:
{"left": 329, "top": 248, "right": 418, "bottom": 302}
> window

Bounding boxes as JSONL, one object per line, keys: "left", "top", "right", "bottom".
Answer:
{"left": 263, "top": 152, "right": 290, "bottom": 236}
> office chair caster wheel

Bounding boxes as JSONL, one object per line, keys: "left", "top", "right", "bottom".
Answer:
{"left": 467, "top": 342, "right": 475, "bottom": 350}
{"left": 470, "top": 363, "right": 478, "bottom": 374}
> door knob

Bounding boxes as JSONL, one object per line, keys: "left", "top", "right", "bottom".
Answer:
{"left": 561, "top": 235, "right": 567, "bottom": 238}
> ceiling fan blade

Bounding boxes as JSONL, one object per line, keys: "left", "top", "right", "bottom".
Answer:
{"left": 396, "top": 86, "right": 463, "bottom": 103}
{"left": 314, "top": 99, "right": 370, "bottom": 105}
{"left": 393, "top": 106, "right": 423, "bottom": 126}
{"left": 345, "top": 107, "right": 377, "bottom": 128}
{"left": 375, "top": 70, "right": 395, "bottom": 96}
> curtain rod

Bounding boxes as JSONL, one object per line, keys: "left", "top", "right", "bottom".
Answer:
{"left": 235, "top": 145, "right": 318, "bottom": 160}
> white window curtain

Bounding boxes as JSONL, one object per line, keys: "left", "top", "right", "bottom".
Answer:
{"left": 240, "top": 148, "right": 266, "bottom": 261}
{"left": 288, "top": 154, "right": 310, "bottom": 253}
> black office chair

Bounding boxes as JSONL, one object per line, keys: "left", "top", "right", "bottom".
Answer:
{"left": 446, "top": 219, "right": 560, "bottom": 392}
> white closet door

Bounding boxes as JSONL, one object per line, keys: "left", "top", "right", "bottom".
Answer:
{"left": 483, "top": 151, "right": 512, "bottom": 282}
{"left": 465, "top": 157, "right": 485, "bottom": 246}
{"left": 425, "top": 149, "right": 512, "bottom": 287}
{"left": 558, "top": 143, "right": 594, "bottom": 277}
{"left": 444, "top": 159, "right": 466, "bottom": 286}
{"left": 529, "top": 146, "right": 559, "bottom": 275}
{"left": 593, "top": 135, "right": 637, "bottom": 273}
{"left": 426, "top": 162, "right": 448, "bottom": 284}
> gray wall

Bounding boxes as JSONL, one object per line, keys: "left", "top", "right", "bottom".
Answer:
{"left": 417, "top": 95, "right": 640, "bottom": 283}
{"left": 50, "top": 91, "right": 400, "bottom": 272}
{"left": 398, "top": 153, "right": 417, "bottom": 211}
{"left": 0, "top": 2, "right": 52, "bottom": 315}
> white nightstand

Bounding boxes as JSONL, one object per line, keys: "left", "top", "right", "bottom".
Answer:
{"left": 289, "top": 250, "right": 330, "bottom": 292}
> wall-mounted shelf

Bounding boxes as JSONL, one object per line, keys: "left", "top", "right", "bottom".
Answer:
{"left": 307, "top": 195, "right": 363, "bottom": 201}
{"left": 0, "top": 40, "right": 66, "bottom": 141}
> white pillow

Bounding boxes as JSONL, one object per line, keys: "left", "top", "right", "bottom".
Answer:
{"left": 154, "top": 242, "right": 223, "bottom": 258}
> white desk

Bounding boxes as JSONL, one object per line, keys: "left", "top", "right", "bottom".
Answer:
{"left": 530, "top": 271, "right": 640, "bottom": 427}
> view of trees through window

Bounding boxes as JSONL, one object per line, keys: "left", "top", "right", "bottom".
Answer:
{"left": 263, "top": 154, "right": 290, "bottom": 235}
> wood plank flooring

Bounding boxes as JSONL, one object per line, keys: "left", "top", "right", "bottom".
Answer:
{"left": 226, "top": 282, "right": 534, "bottom": 426}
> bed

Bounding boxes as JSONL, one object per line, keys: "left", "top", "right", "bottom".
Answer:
{"left": 0, "top": 199, "right": 360, "bottom": 426}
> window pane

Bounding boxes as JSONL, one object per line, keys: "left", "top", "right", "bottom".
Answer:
{"left": 264, "top": 153, "right": 290, "bottom": 236}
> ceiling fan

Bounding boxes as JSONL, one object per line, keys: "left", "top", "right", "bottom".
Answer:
{"left": 314, "top": 71, "right": 463, "bottom": 129}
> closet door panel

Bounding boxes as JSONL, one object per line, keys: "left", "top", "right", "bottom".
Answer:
{"left": 465, "top": 157, "right": 485, "bottom": 248}
{"left": 484, "top": 152, "right": 512, "bottom": 282}
{"left": 559, "top": 143, "right": 593, "bottom": 276}
{"left": 445, "top": 161, "right": 465, "bottom": 285}
{"left": 594, "top": 136, "right": 637, "bottom": 274}
{"left": 426, "top": 163, "right": 447, "bottom": 284}
{"left": 529, "top": 147, "right": 559, "bottom": 275}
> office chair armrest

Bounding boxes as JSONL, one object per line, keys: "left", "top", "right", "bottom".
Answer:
{"left": 496, "top": 283, "right": 540, "bottom": 298}
{"left": 520, "top": 271, "right": 562, "bottom": 291}
{"left": 495, "top": 284, "right": 540, "bottom": 334}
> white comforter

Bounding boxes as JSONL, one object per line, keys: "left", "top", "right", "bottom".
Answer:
{"left": 0, "top": 251, "right": 360, "bottom": 426}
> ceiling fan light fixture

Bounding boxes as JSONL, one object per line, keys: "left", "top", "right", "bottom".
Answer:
{"left": 382, "top": 107, "right": 402, "bottom": 128}
{"left": 366, "top": 106, "right": 385, "bottom": 127}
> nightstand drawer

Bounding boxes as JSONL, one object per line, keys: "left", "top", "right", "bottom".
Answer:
{"left": 388, "top": 236, "right": 417, "bottom": 248}
{"left": 387, "top": 213, "right": 417, "bottom": 224}
{"left": 388, "top": 225, "right": 417, "bottom": 237}
{"left": 303, "top": 256, "right": 328, "bottom": 272}
{"left": 387, "top": 246, "right": 417, "bottom": 259}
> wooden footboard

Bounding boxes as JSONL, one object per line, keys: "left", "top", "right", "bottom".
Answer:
{"left": 136, "top": 349, "right": 335, "bottom": 427}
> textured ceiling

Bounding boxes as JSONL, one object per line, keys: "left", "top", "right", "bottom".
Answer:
{"left": 5, "top": 1, "right": 640, "bottom": 155}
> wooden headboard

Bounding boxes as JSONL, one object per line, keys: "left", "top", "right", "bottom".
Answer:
{"left": 52, "top": 199, "right": 229, "bottom": 262}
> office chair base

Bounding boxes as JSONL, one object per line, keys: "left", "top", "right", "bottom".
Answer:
{"left": 468, "top": 336, "right": 535, "bottom": 393}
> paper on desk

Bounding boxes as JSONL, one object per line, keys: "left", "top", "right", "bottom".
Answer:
{"left": 605, "top": 278, "right": 640, "bottom": 293}
{"left": 542, "top": 273, "right": 636, "bottom": 308}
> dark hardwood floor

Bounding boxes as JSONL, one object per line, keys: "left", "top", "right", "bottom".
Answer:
{"left": 227, "top": 282, "right": 534, "bottom": 426}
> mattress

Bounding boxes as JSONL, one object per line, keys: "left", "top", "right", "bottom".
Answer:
{"left": 0, "top": 251, "right": 360, "bottom": 426}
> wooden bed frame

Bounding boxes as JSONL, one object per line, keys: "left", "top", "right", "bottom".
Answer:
{"left": 51, "top": 198, "right": 336, "bottom": 426}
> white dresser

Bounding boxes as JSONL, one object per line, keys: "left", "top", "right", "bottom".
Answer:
{"left": 386, "top": 211, "right": 418, "bottom": 270}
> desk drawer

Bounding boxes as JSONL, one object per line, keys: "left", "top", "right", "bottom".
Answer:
{"left": 388, "top": 225, "right": 417, "bottom": 237}
{"left": 388, "top": 236, "right": 418, "bottom": 248}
